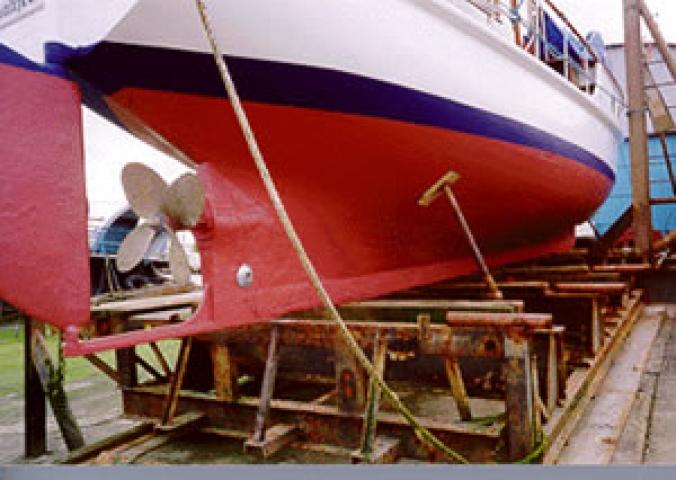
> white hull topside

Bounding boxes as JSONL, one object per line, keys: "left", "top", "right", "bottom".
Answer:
{"left": 2, "top": 0, "right": 623, "bottom": 173}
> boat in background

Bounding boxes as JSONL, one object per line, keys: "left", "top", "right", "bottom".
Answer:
{"left": 0, "top": 0, "right": 623, "bottom": 354}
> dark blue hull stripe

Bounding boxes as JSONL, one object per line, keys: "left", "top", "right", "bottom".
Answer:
{"left": 10, "top": 41, "right": 615, "bottom": 181}
{"left": 0, "top": 43, "right": 68, "bottom": 77}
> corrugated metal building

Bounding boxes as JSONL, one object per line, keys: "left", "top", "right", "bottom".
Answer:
{"left": 592, "top": 43, "right": 675, "bottom": 235}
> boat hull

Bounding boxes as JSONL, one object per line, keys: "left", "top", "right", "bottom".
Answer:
{"left": 123, "top": 89, "right": 612, "bottom": 324}
{"left": 0, "top": 0, "right": 622, "bottom": 353}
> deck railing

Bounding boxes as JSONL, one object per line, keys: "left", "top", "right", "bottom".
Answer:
{"left": 461, "top": 0, "right": 625, "bottom": 107}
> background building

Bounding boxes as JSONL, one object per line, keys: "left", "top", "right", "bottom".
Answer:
{"left": 592, "top": 43, "right": 676, "bottom": 235}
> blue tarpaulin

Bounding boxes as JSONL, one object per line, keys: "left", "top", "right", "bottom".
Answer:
{"left": 542, "top": 10, "right": 589, "bottom": 63}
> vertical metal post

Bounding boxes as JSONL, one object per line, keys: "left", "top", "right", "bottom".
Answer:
{"left": 359, "top": 332, "right": 388, "bottom": 462}
{"left": 624, "top": 0, "right": 653, "bottom": 257}
{"left": 251, "top": 326, "right": 280, "bottom": 443}
{"left": 504, "top": 334, "right": 537, "bottom": 461}
{"left": 510, "top": 0, "right": 522, "bottom": 47}
{"left": 24, "top": 317, "right": 46, "bottom": 458}
{"left": 563, "top": 33, "right": 570, "bottom": 79}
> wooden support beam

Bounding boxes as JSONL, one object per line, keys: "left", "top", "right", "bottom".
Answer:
{"left": 552, "top": 282, "right": 628, "bottom": 295}
{"left": 445, "top": 358, "right": 472, "bottom": 421}
{"left": 592, "top": 263, "right": 652, "bottom": 273}
{"left": 211, "top": 343, "right": 237, "bottom": 401}
{"left": 650, "top": 196, "right": 676, "bottom": 205}
{"left": 30, "top": 329, "right": 85, "bottom": 451}
{"left": 85, "top": 354, "right": 121, "bottom": 384}
{"left": 24, "top": 317, "right": 46, "bottom": 458}
{"left": 134, "top": 353, "right": 164, "bottom": 381}
{"left": 115, "top": 347, "right": 138, "bottom": 388}
{"left": 61, "top": 421, "right": 154, "bottom": 464}
{"left": 356, "top": 332, "right": 388, "bottom": 462}
{"left": 161, "top": 337, "right": 192, "bottom": 426}
{"left": 591, "top": 297, "right": 602, "bottom": 355}
{"left": 638, "top": 0, "right": 676, "bottom": 81}
{"left": 114, "top": 314, "right": 138, "bottom": 389}
{"left": 149, "top": 342, "right": 172, "bottom": 378}
{"left": 624, "top": 0, "right": 653, "bottom": 256}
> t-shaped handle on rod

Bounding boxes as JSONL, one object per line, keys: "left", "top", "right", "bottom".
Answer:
{"left": 419, "top": 171, "right": 503, "bottom": 300}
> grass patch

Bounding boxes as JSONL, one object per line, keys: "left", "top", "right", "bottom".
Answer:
{"left": 0, "top": 323, "right": 179, "bottom": 397}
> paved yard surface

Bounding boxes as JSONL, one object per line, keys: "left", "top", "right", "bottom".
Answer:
{"left": 643, "top": 306, "right": 676, "bottom": 464}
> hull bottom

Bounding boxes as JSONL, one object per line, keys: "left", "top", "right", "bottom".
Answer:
{"left": 55, "top": 86, "right": 613, "bottom": 354}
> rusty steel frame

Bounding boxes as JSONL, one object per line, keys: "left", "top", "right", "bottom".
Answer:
{"left": 113, "top": 284, "right": 641, "bottom": 463}
{"left": 76, "top": 245, "right": 661, "bottom": 464}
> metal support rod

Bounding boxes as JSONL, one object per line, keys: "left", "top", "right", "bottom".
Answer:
{"left": 445, "top": 358, "right": 472, "bottom": 421}
{"left": 360, "top": 332, "right": 388, "bottom": 462}
{"left": 24, "top": 317, "right": 46, "bottom": 458}
{"left": 443, "top": 185, "right": 503, "bottom": 299}
{"left": 511, "top": 0, "right": 521, "bottom": 46}
{"left": 252, "top": 325, "right": 280, "bottom": 443}
{"left": 624, "top": 0, "right": 653, "bottom": 257}
{"left": 638, "top": 0, "right": 676, "bottom": 82}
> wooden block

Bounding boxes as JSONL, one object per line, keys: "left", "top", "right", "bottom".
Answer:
{"left": 351, "top": 436, "right": 401, "bottom": 464}
{"left": 244, "top": 424, "right": 299, "bottom": 458}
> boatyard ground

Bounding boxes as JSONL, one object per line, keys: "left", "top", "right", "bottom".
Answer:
{"left": 2, "top": 306, "right": 676, "bottom": 465}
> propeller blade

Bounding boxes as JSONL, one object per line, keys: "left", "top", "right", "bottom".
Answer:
{"left": 163, "top": 173, "right": 205, "bottom": 228}
{"left": 167, "top": 228, "right": 191, "bottom": 286}
{"left": 116, "top": 223, "right": 156, "bottom": 273}
{"left": 121, "top": 162, "right": 168, "bottom": 218}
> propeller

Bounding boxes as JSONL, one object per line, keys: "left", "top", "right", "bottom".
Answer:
{"left": 116, "top": 163, "right": 205, "bottom": 287}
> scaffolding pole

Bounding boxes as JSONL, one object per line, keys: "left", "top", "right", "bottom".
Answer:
{"left": 623, "top": 0, "right": 652, "bottom": 257}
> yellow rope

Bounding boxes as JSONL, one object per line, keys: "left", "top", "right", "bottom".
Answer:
{"left": 193, "top": 0, "right": 468, "bottom": 464}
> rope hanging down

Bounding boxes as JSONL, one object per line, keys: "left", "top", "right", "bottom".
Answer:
{"left": 193, "top": 0, "right": 469, "bottom": 463}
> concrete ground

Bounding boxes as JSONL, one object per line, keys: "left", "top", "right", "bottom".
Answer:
{"left": 557, "top": 304, "right": 676, "bottom": 464}
{"left": 0, "top": 374, "right": 137, "bottom": 464}
{"left": 632, "top": 305, "right": 676, "bottom": 464}
{"left": 3, "top": 305, "right": 676, "bottom": 465}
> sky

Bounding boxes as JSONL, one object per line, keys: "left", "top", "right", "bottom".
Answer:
{"left": 556, "top": 0, "right": 676, "bottom": 44}
{"left": 85, "top": 0, "right": 676, "bottom": 221}
{"left": 84, "top": 109, "right": 189, "bottom": 222}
